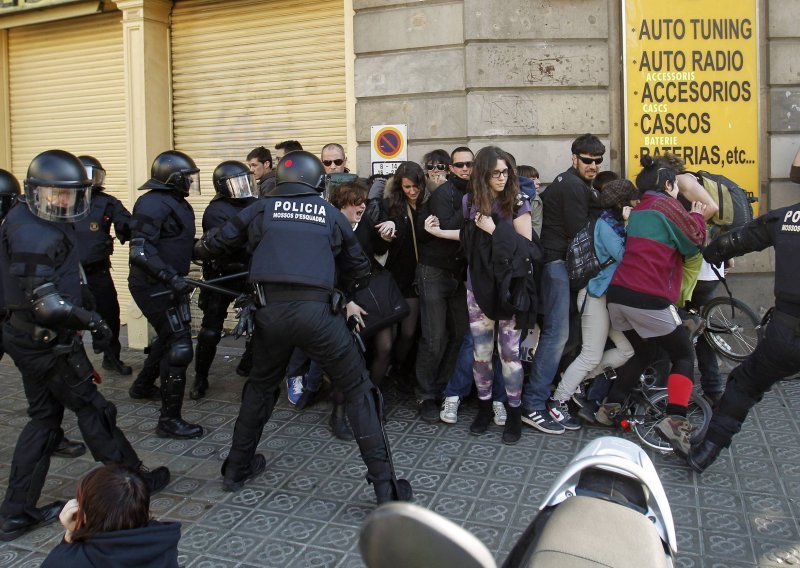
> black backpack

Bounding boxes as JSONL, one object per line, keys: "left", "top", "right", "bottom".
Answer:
{"left": 566, "top": 217, "right": 614, "bottom": 291}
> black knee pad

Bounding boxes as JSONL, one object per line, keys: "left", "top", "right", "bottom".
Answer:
{"left": 197, "top": 327, "right": 221, "bottom": 348}
{"left": 167, "top": 338, "right": 193, "bottom": 367}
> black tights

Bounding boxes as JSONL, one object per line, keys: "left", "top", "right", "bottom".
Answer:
{"left": 606, "top": 325, "right": 695, "bottom": 404}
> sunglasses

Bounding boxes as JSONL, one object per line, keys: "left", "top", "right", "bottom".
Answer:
{"left": 425, "top": 163, "right": 447, "bottom": 171}
{"left": 577, "top": 155, "right": 603, "bottom": 165}
{"left": 323, "top": 159, "right": 345, "bottom": 167}
{"left": 452, "top": 161, "right": 474, "bottom": 169}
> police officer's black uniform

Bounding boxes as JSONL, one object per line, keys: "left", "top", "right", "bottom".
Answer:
{"left": 74, "top": 155, "right": 133, "bottom": 375}
{"left": 0, "top": 169, "right": 22, "bottom": 361}
{"left": 192, "top": 161, "right": 258, "bottom": 399}
{"left": 0, "top": 150, "right": 168, "bottom": 542}
{"left": 127, "top": 150, "right": 203, "bottom": 439}
{"left": 689, "top": 203, "right": 800, "bottom": 471}
{"left": 195, "top": 151, "right": 412, "bottom": 503}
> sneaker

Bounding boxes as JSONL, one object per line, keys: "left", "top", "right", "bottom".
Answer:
{"left": 547, "top": 398, "right": 581, "bottom": 431}
{"left": 571, "top": 391, "right": 587, "bottom": 409}
{"left": 419, "top": 399, "right": 439, "bottom": 423}
{"left": 521, "top": 408, "right": 565, "bottom": 434}
{"left": 440, "top": 396, "right": 460, "bottom": 424}
{"left": 493, "top": 401, "right": 507, "bottom": 426}
{"left": 656, "top": 415, "right": 692, "bottom": 457}
{"left": 595, "top": 402, "right": 622, "bottom": 427}
{"left": 286, "top": 376, "right": 304, "bottom": 406}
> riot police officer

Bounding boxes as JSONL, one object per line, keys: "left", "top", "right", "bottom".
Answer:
{"left": 195, "top": 151, "right": 412, "bottom": 503}
{"left": 191, "top": 161, "right": 258, "bottom": 399}
{"left": 0, "top": 169, "right": 22, "bottom": 362}
{"left": 128, "top": 150, "right": 203, "bottom": 439}
{"left": 75, "top": 155, "right": 133, "bottom": 375}
{"left": 687, "top": 203, "right": 800, "bottom": 471}
{"left": 0, "top": 150, "right": 169, "bottom": 541}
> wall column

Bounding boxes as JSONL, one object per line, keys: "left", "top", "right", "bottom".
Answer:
{"left": 117, "top": 0, "right": 173, "bottom": 348}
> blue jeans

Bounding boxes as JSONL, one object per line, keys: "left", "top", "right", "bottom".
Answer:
{"left": 414, "top": 264, "right": 468, "bottom": 401}
{"left": 522, "top": 260, "right": 570, "bottom": 410}
{"left": 444, "top": 331, "right": 507, "bottom": 402}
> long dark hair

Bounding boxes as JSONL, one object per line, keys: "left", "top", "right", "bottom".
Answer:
{"left": 470, "top": 146, "right": 519, "bottom": 218}
{"left": 387, "top": 161, "right": 427, "bottom": 218}
{"left": 70, "top": 465, "right": 151, "bottom": 542}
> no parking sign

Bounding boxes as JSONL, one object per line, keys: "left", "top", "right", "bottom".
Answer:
{"left": 370, "top": 124, "right": 407, "bottom": 176}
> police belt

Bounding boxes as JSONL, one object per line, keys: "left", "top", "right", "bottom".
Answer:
{"left": 82, "top": 260, "right": 110, "bottom": 276}
{"left": 255, "top": 283, "right": 331, "bottom": 304}
{"left": 772, "top": 309, "right": 800, "bottom": 336}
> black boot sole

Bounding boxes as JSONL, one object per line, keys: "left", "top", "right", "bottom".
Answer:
{"left": 155, "top": 425, "right": 204, "bottom": 440}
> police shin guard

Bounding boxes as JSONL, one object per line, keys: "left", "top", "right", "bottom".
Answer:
{"left": 347, "top": 386, "right": 412, "bottom": 505}
{"left": 191, "top": 328, "right": 219, "bottom": 400}
{"left": 156, "top": 373, "right": 204, "bottom": 439}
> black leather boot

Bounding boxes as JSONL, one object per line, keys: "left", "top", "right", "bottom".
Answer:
{"left": 687, "top": 438, "right": 724, "bottom": 473}
{"left": 102, "top": 353, "right": 133, "bottom": 375}
{"left": 502, "top": 404, "right": 522, "bottom": 445}
{"left": 52, "top": 437, "right": 86, "bottom": 458}
{"left": 330, "top": 403, "right": 354, "bottom": 441}
{"left": 156, "top": 373, "right": 204, "bottom": 439}
{"left": 0, "top": 501, "right": 65, "bottom": 542}
{"left": 470, "top": 399, "right": 493, "bottom": 435}
{"left": 129, "top": 365, "right": 160, "bottom": 400}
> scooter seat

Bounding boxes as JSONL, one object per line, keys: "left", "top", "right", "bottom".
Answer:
{"left": 527, "top": 495, "right": 669, "bottom": 568}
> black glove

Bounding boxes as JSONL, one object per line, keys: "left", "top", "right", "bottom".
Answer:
{"left": 232, "top": 294, "right": 257, "bottom": 339}
{"left": 168, "top": 274, "right": 192, "bottom": 295}
{"left": 88, "top": 314, "right": 113, "bottom": 354}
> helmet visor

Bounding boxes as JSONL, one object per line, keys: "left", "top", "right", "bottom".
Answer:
{"left": 84, "top": 165, "right": 106, "bottom": 188}
{"left": 224, "top": 172, "right": 256, "bottom": 199}
{"left": 187, "top": 171, "right": 201, "bottom": 196}
{"left": 29, "top": 185, "right": 91, "bottom": 222}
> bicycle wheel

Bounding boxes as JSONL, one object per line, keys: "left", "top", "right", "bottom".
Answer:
{"left": 702, "top": 296, "right": 760, "bottom": 362}
{"left": 632, "top": 391, "right": 712, "bottom": 452}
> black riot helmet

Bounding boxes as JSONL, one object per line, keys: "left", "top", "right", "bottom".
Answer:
{"left": 24, "top": 149, "right": 92, "bottom": 222}
{"left": 271, "top": 151, "right": 326, "bottom": 197}
{"left": 0, "top": 169, "right": 21, "bottom": 220}
{"left": 140, "top": 150, "right": 200, "bottom": 196}
{"left": 212, "top": 160, "right": 257, "bottom": 199}
{"left": 78, "top": 155, "right": 106, "bottom": 190}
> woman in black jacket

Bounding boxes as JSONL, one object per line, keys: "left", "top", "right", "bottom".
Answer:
{"left": 43, "top": 465, "right": 180, "bottom": 568}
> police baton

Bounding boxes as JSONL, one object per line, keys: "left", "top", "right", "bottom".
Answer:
{"left": 150, "top": 272, "right": 248, "bottom": 299}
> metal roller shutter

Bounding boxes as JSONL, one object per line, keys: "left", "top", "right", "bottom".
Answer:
{"left": 8, "top": 12, "right": 131, "bottom": 319}
{"left": 171, "top": 0, "right": 347, "bottom": 207}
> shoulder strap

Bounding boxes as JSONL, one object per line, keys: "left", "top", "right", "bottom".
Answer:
{"left": 406, "top": 203, "right": 419, "bottom": 262}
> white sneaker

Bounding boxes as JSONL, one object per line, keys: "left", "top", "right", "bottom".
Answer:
{"left": 440, "top": 396, "right": 460, "bottom": 424}
{"left": 286, "top": 376, "right": 304, "bottom": 405}
{"left": 493, "top": 401, "right": 507, "bottom": 426}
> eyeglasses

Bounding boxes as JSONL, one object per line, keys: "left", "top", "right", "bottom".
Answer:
{"left": 490, "top": 169, "right": 510, "bottom": 179}
{"left": 425, "top": 163, "right": 447, "bottom": 171}
{"left": 323, "top": 159, "right": 345, "bottom": 167}
{"left": 452, "top": 161, "right": 474, "bottom": 169}
{"left": 577, "top": 155, "right": 603, "bottom": 165}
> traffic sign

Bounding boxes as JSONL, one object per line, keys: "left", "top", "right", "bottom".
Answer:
{"left": 371, "top": 124, "right": 407, "bottom": 164}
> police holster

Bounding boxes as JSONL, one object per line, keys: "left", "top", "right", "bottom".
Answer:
{"left": 166, "top": 293, "right": 192, "bottom": 333}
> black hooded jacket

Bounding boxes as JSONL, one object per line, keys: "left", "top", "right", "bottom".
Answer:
{"left": 41, "top": 521, "right": 181, "bottom": 568}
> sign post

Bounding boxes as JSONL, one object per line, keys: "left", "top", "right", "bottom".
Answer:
{"left": 623, "top": 1, "right": 759, "bottom": 211}
{"left": 370, "top": 124, "right": 408, "bottom": 176}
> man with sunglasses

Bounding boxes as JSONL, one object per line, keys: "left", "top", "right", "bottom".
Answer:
{"left": 521, "top": 134, "right": 605, "bottom": 435}
{"left": 413, "top": 147, "right": 474, "bottom": 422}
{"left": 321, "top": 143, "right": 349, "bottom": 174}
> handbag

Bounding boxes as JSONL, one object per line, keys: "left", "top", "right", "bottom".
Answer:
{"left": 352, "top": 269, "right": 410, "bottom": 338}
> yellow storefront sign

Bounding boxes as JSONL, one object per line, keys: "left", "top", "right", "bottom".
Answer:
{"left": 623, "top": 0, "right": 759, "bottom": 209}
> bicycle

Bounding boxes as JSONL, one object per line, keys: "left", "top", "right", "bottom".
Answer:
{"left": 701, "top": 296, "right": 761, "bottom": 362}
{"left": 583, "top": 359, "right": 713, "bottom": 453}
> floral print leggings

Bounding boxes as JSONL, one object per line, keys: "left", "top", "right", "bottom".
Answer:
{"left": 467, "top": 289, "right": 523, "bottom": 407}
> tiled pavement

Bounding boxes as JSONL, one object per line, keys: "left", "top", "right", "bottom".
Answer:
{"left": 0, "top": 337, "right": 799, "bottom": 567}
